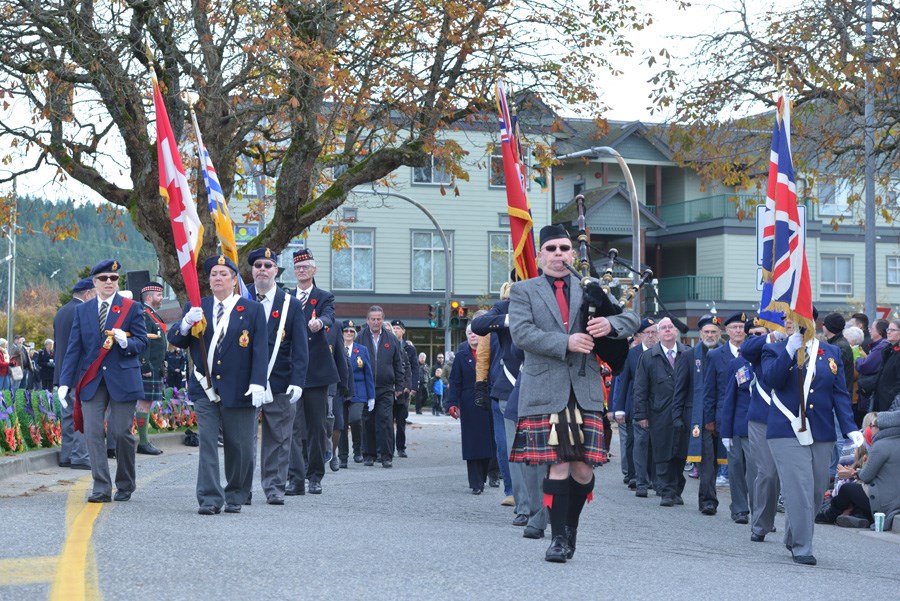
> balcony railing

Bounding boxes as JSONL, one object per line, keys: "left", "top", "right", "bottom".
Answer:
{"left": 658, "top": 194, "right": 764, "bottom": 225}
{"left": 657, "top": 276, "right": 723, "bottom": 303}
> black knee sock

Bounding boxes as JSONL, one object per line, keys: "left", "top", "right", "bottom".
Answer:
{"left": 567, "top": 475, "right": 596, "bottom": 529}
{"left": 544, "top": 478, "right": 570, "bottom": 539}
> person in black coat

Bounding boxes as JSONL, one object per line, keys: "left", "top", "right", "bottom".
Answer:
{"left": 391, "top": 319, "right": 417, "bottom": 458}
{"left": 874, "top": 320, "right": 900, "bottom": 412}
{"left": 35, "top": 339, "right": 55, "bottom": 391}
{"left": 447, "top": 328, "right": 496, "bottom": 494}
{"left": 165, "top": 347, "right": 187, "bottom": 389}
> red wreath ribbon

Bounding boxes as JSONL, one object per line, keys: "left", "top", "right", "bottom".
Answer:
{"left": 236, "top": 305, "right": 245, "bottom": 312}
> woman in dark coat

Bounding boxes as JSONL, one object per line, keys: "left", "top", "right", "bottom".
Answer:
{"left": 873, "top": 320, "right": 900, "bottom": 412}
{"left": 35, "top": 339, "right": 56, "bottom": 390}
{"left": 447, "top": 327, "right": 496, "bottom": 494}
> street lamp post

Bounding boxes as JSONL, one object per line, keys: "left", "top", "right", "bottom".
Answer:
{"left": 352, "top": 189, "right": 453, "bottom": 357}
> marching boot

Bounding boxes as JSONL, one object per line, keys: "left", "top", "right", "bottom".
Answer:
{"left": 543, "top": 478, "right": 570, "bottom": 563}
{"left": 565, "top": 475, "right": 595, "bottom": 559}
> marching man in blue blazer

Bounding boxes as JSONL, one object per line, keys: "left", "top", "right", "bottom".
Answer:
{"left": 340, "top": 319, "right": 375, "bottom": 466}
{"left": 168, "top": 255, "right": 268, "bottom": 515}
{"left": 760, "top": 319, "right": 863, "bottom": 566}
{"left": 58, "top": 260, "right": 148, "bottom": 503}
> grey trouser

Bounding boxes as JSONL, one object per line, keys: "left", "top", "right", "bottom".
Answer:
{"left": 194, "top": 396, "right": 256, "bottom": 508}
{"left": 80, "top": 383, "right": 135, "bottom": 496}
{"left": 727, "top": 435, "right": 755, "bottom": 518}
{"left": 767, "top": 438, "right": 832, "bottom": 557}
{"left": 747, "top": 420, "right": 779, "bottom": 537}
{"left": 59, "top": 388, "right": 90, "bottom": 466}
{"left": 251, "top": 393, "right": 296, "bottom": 500}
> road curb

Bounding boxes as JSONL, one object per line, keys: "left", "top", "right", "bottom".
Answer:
{"left": 0, "top": 432, "right": 188, "bottom": 482}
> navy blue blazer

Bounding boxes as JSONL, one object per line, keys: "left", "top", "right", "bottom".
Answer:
{"left": 718, "top": 354, "right": 752, "bottom": 438}
{"left": 613, "top": 343, "right": 647, "bottom": 417}
{"left": 471, "top": 299, "right": 522, "bottom": 402}
{"left": 738, "top": 334, "right": 771, "bottom": 425}
{"left": 248, "top": 285, "right": 309, "bottom": 393}
{"left": 760, "top": 339, "right": 857, "bottom": 441}
{"left": 291, "top": 286, "right": 339, "bottom": 388}
{"left": 53, "top": 298, "right": 83, "bottom": 387}
{"left": 167, "top": 296, "right": 268, "bottom": 408}
{"left": 703, "top": 344, "right": 739, "bottom": 427}
{"left": 355, "top": 326, "right": 405, "bottom": 394}
{"left": 346, "top": 343, "right": 375, "bottom": 403}
{"left": 59, "top": 293, "right": 148, "bottom": 402}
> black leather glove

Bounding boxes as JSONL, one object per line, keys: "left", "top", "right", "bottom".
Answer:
{"left": 473, "top": 380, "right": 490, "bottom": 410}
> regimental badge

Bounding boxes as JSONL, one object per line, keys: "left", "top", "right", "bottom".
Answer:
{"left": 103, "top": 335, "right": 114, "bottom": 350}
{"left": 111, "top": 261, "right": 118, "bottom": 271}
{"left": 357, "top": 357, "right": 363, "bottom": 368}
{"left": 829, "top": 357, "right": 838, "bottom": 375}
{"left": 692, "top": 425, "right": 700, "bottom": 438}
{"left": 239, "top": 330, "right": 250, "bottom": 347}
{"left": 264, "top": 248, "right": 272, "bottom": 258}
{"left": 218, "top": 255, "right": 226, "bottom": 265}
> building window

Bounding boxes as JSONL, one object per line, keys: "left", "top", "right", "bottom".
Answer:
{"left": 818, "top": 178, "right": 852, "bottom": 216}
{"left": 820, "top": 255, "right": 852, "bottom": 296}
{"left": 412, "top": 155, "right": 452, "bottom": 185}
{"left": 412, "top": 231, "right": 453, "bottom": 292}
{"left": 498, "top": 213, "right": 510, "bottom": 227}
{"left": 887, "top": 179, "right": 900, "bottom": 206}
{"left": 332, "top": 229, "right": 374, "bottom": 290}
{"left": 888, "top": 256, "right": 900, "bottom": 287}
{"left": 489, "top": 146, "right": 529, "bottom": 189}
{"left": 489, "top": 233, "right": 514, "bottom": 293}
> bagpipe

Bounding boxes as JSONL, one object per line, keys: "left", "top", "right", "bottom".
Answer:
{"left": 566, "top": 195, "right": 654, "bottom": 376}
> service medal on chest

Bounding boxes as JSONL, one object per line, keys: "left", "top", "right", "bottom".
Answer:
{"left": 828, "top": 357, "right": 838, "bottom": 375}
{"left": 239, "top": 330, "right": 250, "bottom": 347}
{"left": 357, "top": 357, "right": 363, "bottom": 368}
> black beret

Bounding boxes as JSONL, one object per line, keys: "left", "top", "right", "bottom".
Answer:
{"left": 390, "top": 319, "right": 406, "bottom": 329}
{"left": 72, "top": 278, "right": 94, "bottom": 293}
{"left": 341, "top": 319, "right": 356, "bottom": 330}
{"left": 90, "top": 259, "right": 121, "bottom": 275}
{"left": 637, "top": 317, "right": 656, "bottom": 333}
{"left": 724, "top": 312, "right": 747, "bottom": 326}
{"left": 539, "top": 224, "right": 569, "bottom": 247}
{"left": 744, "top": 318, "right": 764, "bottom": 335}
{"left": 292, "top": 248, "right": 314, "bottom": 264}
{"left": 697, "top": 315, "right": 722, "bottom": 330}
{"left": 204, "top": 255, "right": 239, "bottom": 275}
{"left": 247, "top": 247, "right": 278, "bottom": 265}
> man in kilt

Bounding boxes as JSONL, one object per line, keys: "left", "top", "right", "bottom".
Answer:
{"left": 136, "top": 282, "right": 167, "bottom": 455}
{"left": 509, "top": 224, "right": 638, "bottom": 563}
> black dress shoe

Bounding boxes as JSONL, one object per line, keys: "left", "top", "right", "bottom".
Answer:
{"left": 285, "top": 482, "right": 305, "bottom": 496}
{"left": 792, "top": 554, "right": 816, "bottom": 566}
{"left": 107, "top": 449, "right": 116, "bottom": 459}
{"left": 564, "top": 526, "right": 577, "bottom": 559}
{"left": 660, "top": 497, "right": 675, "bottom": 507}
{"left": 751, "top": 533, "right": 766, "bottom": 542}
{"left": 88, "top": 493, "right": 111, "bottom": 503}
{"left": 700, "top": 505, "right": 717, "bottom": 516}
{"left": 59, "top": 461, "right": 71, "bottom": 468}
{"left": 488, "top": 475, "right": 501, "bottom": 488}
{"left": 635, "top": 488, "right": 648, "bottom": 498}
{"left": 329, "top": 458, "right": 340, "bottom": 472}
{"left": 627, "top": 479, "right": 637, "bottom": 490}
{"left": 245, "top": 493, "right": 252, "bottom": 506}
{"left": 382, "top": 459, "right": 393, "bottom": 468}
{"left": 353, "top": 454, "right": 363, "bottom": 463}
{"left": 513, "top": 514, "right": 529, "bottom": 527}
{"left": 471, "top": 488, "right": 482, "bottom": 495}
{"left": 622, "top": 475, "right": 630, "bottom": 484}
{"left": 70, "top": 463, "right": 91, "bottom": 470}
{"left": 197, "top": 506, "right": 221, "bottom": 515}
{"left": 308, "top": 481, "right": 322, "bottom": 494}
{"left": 544, "top": 536, "right": 569, "bottom": 563}
{"left": 339, "top": 461, "right": 348, "bottom": 469}
{"left": 137, "top": 442, "right": 163, "bottom": 456}
{"left": 674, "top": 495, "right": 684, "bottom": 505}
{"left": 397, "top": 450, "right": 408, "bottom": 458}
{"left": 113, "top": 490, "right": 132, "bottom": 502}
{"left": 364, "top": 458, "right": 374, "bottom": 466}
{"left": 523, "top": 526, "right": 545, "bottom": 539}
{"left": 224, "top": 503, "right": 241, "bottom": 514}
{"left": 733, "top": 513, "right": 749, "bottom": 524}
{"left": 267, "top": 497, "right": 285, "bottom": 506}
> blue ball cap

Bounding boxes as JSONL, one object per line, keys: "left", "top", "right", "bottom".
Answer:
{"left": 247, "top": 247, "right": 278, "bottom": 266}
{"left": 72, "top": 278, "right": 95, "bottom": 293}
{"left": 90, "top": 259, "right": 121, "bottom": 276}
{"left": 204, "top": 255, "right": 239, "bottom": 276}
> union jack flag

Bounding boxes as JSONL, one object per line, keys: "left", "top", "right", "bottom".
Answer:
{"left": 762, "top": 92, "right": 814, "bottom": 342}
{"left": 758, "top": 94, "right": 786, "bottom": 331}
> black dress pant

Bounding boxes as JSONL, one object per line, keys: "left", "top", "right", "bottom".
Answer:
{"left": 338, "top": 402, "right": 364, "bottom": 461}
{"left": 467, "top": 458, "right": 490, "bottom": 491}
{"left": 831, "top": 481, "right": 873, "bottom": 520}
{"left": 394, "top": 393, "right": 409, "bottom": 452}
{"left": 363, "top": 389, "right": 395, "bottom": 460}
{"left": 699, "top": 429, "right": 720, "bottom": 510}
{"left": 289, "top": 385, "right": 329, "bottom": 484}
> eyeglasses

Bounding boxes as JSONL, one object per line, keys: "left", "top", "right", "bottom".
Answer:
{"left": 542, "top": 244, "right": 572, "bottom": 253}
{"left": 888, "top": 327, "right": 900, "bottom": 332}
{"left": 342, "top": 328, "right": 356, "bottom": 333}
{"left": 253, "top": 262, "right": 276, "bottom": 269}
{"left": 748, "top": 332, "right": 766, "bottom": 336}
{"left": 95, "top": 275, "right": 119, "bottom": 282}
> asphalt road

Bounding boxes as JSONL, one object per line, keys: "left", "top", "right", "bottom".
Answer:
{"left": 1, "top": 415, "right": 898, "bottom": 601}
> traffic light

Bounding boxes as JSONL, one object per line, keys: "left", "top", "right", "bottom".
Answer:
{"left": 449, "top": 300, "right": 461, "bottom": 328}
{"left": 427, "top": 303, "right": 438, "bottom": 328}
{"left": 458, "top": 303, "right": 469, "bottom": 329}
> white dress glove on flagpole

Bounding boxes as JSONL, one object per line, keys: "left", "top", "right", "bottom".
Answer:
{"left": 112, "top": 328, "right": 128, "bottom": 348}
{"left": 57, "top": 386, "right": 69, "bottom": 409}
{"left": 286, "top": 385, "right": 303, "bottom": 404}
{"left": 246, "top": 384, "right": 266, "bottom": 408}
{"left": 722, "top": 438, "right": 733, "bottom": 452}
{"left": 181, "top": 307, "right": 205, "bottom": 334}
{"left": 367, "top": 399, "right": 375, "bottom": 412}
{"left": 848, "top": 430, "right": 865, "bottom": 448}
{"left": 785, "top": 332, "right": 804, "bottom": 358}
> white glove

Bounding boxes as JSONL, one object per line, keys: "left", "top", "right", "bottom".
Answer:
{"left": 367, "top": 399, "right": 375, "bottom": 412}
{"left": 57, "top": 386, "right": 69, "bottom": 409}
{"left": 785, "top": 332, "right": 804, "bottom": 357}
{"left": 181, "top": 307, "right": 204, "bottom": 334}
{"left": 245, "top": 384, "right": 266, "bottom": 408}
{"left": 722, "top": 438, "right": 733, "bottom": 452}
{"left": 771, "top": 330, "right": 787, "bottom": 342}
{"left": 112, "top": 328, "right": 128, "bottom": 348}
{"left": 286, "top": 385, "right": 303, "bottom": 404}
{"left": 848, "top": 430, "right": 865, "bottom": 448}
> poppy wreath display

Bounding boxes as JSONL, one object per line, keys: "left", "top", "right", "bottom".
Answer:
{"left": 0, "top": 391, "right": 25, "bottom": 454}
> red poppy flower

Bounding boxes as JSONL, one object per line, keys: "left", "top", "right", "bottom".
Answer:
{"left": 310, "top": 298, "right": 317, "bottom": 305}
{"left": 353, "top": 348, "right": 359, "bottom": 354}
{"left": 111, "top": 305, "right": 121, "bottom": 313}
{"left": 272, "top": 310, "right": 280, "bottom": 319}
{"left": 894, "top": 346, "right": 900, "bottom": 352}
{"left": 384, "top": 343, "right": 390, "bottom": 348}
{"left": 236, "top": 305, "right": 245, "bottom": 313}
{"left": 817, "top": 349, "right": 825, "bottom": 355}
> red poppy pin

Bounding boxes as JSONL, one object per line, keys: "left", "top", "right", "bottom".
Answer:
{"left": 310, "top": 299, "right": 317, "bottom": 306}
{"left": 111, "top": 305, "right": 121, "bottom": 313}
{"left": 384, "top": 343, "right": 390, "bottom": 348}
{"left": 894, "top": 346, "right": 900, "bottom": 352}
{"left": 817, "top": 349, "right": 825, "bottom": 355}
{"left": 353, "top": 348, "right": 359, "bottom": 354}
{"left": 272, "top": 310, "right": 280, "bottom": 319}
{"left": 236, "top": 305, "right": 245, "bottom": 313}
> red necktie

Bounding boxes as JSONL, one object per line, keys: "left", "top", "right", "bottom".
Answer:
{"left": 553, "top": 279, "right": 569, "bottom": 331}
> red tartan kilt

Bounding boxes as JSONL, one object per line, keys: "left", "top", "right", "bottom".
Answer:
{"left": 509, "top": 410, "right": 607, "bottom": 466}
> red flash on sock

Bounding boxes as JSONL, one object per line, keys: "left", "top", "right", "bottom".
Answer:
{"left": 138, "top": 418, "right": 146, "bottom": 427}
{"left": 543, "top": 493, "right": 553, "bottom": 508}
{"left": 586, "top": 492, "right": 593, "bottom": 504}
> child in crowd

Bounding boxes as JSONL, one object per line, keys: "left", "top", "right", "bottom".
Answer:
{"left": 432, "top": 368, "right": 444, "bottom": 416}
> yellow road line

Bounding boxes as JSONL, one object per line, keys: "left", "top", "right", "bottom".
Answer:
{"left": 49, "top": 476, "right": 103, "bottom": 601}
{"left": 0, "top": 556, "right": 57, "bottom": 586}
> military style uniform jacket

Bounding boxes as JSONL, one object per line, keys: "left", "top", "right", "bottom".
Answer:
{"left": 718, "top": 352, "right": 753, "bottom": 439}
{"left": 703, "top": 344, "right": 739, "bottom": 427}
{"left": 248, "top": 284, "right": 309, "bottom": 394}
{"left": 737, "top": 334, "right": 771, "bottom": 425}
{"left": 167, "top": 296, "right": 268, "bottom": 408}
{"left": 347, "top": 342, "right": 375, "bottom": 403}
{"left": 471, "top": 299, "right": 522, "bottom": 402}
{"left": 354, "top": 325, "right": 405, "bottom": 395}
{"left": 53, "top": 298, "right": 83, "bottom": 387}
{"left": 291, "top": 286, "right": 339, "bottom": 388}
{"left": 140, "top": 305, "right": 167, "bottom": 378}
{"left": 614, "top": 343, "right": 649, "bottom": 418}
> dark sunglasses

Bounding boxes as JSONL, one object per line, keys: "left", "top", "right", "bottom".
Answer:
{"left": 342, "top": 328, "right": 356, "bottom": 333}
{"left": 95, "top": 275, "right": 119, "bottom": 282}
{"left": 543, "top": 244, "right": 572, "bottom": 253}
{"left": 748, "top": 332, "right": 766, "bottom": 336}
{"left": 253, "top": 262, "right": 276, "bottom": 269}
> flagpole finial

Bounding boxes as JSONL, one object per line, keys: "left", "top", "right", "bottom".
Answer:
{"left": 183, "top": 91, "right": 199, "bottom": 109}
